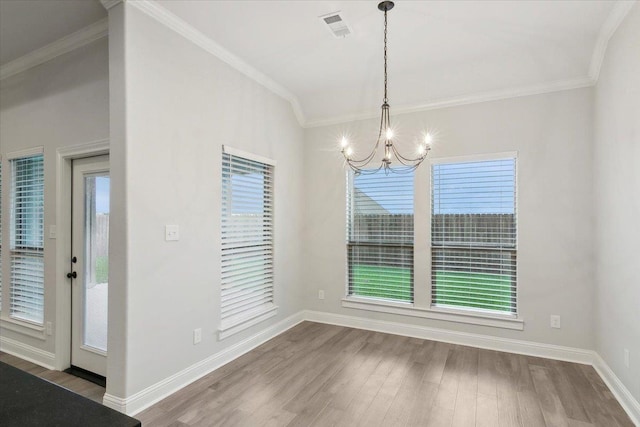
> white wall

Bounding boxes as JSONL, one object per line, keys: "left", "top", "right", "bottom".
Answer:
{"left": 303, "top": 88, "right": 595, "bottom": 349}
{"left": 594, "top": 3, "right": 640, "bottom": 403}
{"left": 110, "top": 3, "right": 304, "bottom": 399}
{"left": 0, "top": 40, "right": 109, "bottom": 359}
{"left": 1, "top": 0, "right": 635, "bottom": 413}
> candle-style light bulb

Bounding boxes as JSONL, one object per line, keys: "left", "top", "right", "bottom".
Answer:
{"left": 386, "top": 128, "right": 394, "bottom": 140}
{"left": 424, "top": 133, "right": 433, "bottom": 145}
{"left": 341, "top": 137, "right": 349, "bottom": 148}
{"left": 345, "top": 146, "right": 353, "bottom": 158}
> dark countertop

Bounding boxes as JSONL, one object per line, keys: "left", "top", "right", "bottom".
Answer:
{"left": 0, "top": 361, "right": 141, "bottom": 427}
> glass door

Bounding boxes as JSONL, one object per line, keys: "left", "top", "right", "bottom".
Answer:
{"left": 71, "top": 155, "right": 109, "bottom": 377}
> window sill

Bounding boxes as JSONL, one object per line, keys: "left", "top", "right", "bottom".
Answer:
{"left": 218, "top": 304, "right": 278, "bottom": 341}
{"left": 341, "top": 297, "right": 524, "bottom": 331}
{"left": 0, "top": 316, "right": 46, "bottom": 340}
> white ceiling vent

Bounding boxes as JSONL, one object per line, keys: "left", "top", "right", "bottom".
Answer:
{"left": 319, "top": 11, "right": 352, "bottom": 38}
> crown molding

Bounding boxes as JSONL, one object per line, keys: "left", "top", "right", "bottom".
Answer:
{"left": 304, "top": 76, "right": 595, "bottom": 128}
{"left": 2, "top": 1, "right": 631, "bottom": 127}
{"left": 127, "top": 0, "right": 307, "bottom": 126}
{"left": 0, "top": 19, "right": 108, "bottom": 81}
{"left": 100, "top": 0, "right": 123, "bottom": 10}
{"left": 588, "top": 0, "right": 636, "bottom": 81}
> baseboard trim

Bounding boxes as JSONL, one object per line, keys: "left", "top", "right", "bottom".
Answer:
{"left": 102, "top": 393, "right": 127, "bottom": 413}
{"left": 104, "top": 311, "right": 305, "bottom": 415}
{"left": 592, "top": 353, "right": 640, "bottom": 426}
{"left": 0, "top": 336, "right": 56, "bottom": 370}
{"left": 304, "top": 310, "right": 639, "bottom": 425}
{"left": 303, "top": 310, "right": 594, "bottom": 364}
{"left": 101, "top": 309, "right": 639, "bottom": 425}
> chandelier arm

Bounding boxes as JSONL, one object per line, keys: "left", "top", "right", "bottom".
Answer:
{"left": 397, "top": 165, "right": 420, "bottom": 174}
{"left": 393, "top": 150, "right": 427, "bottom": 164}
{"left": 346, "top": 139, "right": 379, "bottom": 164}
{"left": 342, "top": 105, "right": 386, "bottom": 165}
{"left": 390, "top": 153, "right": 415, "bottom": 167}
{"left": 386, "top": 151, "right": 420, "bottom": 173}
{"left": 390, "top": 144, "right": 427, "bottom": 166}
{"left": 389, "top": 144, "right": 415, "bottom": 164}
{"left": 340, "top": 1, "right": 433, "bottom": 175}
{"left": 391, "top": 142, "right": 429, "bottom": 163}
{"left": 347, "top": 162, "right": 383, "bottom": 175}
{"left": 385, "top": 161, "right": 417, "bottom": 175}
{"left": 361, "top": 110, "right": 386, "bottom": 162}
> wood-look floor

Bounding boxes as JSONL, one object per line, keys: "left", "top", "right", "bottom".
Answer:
{"left": 2, "top": 322, "right": 634, "bottom": 426}
{"left": 138, "top": 322, "right": 632, "bottom": 427}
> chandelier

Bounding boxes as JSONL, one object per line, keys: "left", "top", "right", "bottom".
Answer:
{"left": 341, "top": 1, "right": 432, "bottom": 175}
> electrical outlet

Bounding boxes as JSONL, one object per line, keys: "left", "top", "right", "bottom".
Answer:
{"left": 550, "top": 315, "right": 561, "bottom": 329}
{"left": 624, "top": 349, "right": 630, "bottom": 368}
{"left": 46, "top": 322, "right": 53, "bottom": 336}
{"left": 318, "top": 290, "right": 325, "bottom": 300}
{"left": 193, "top": 328, "right": 202, "bottom": 345}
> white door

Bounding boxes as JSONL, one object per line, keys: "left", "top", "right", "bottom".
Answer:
{"left": 70, "top": 155, "right": 109, "bottom": 377}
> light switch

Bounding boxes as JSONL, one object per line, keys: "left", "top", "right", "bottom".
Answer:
{"left": 165, "top": 225, "right": 179, "bottom": 241}
{"left": 49, "top": 225, "right": 57, "bottom": 239}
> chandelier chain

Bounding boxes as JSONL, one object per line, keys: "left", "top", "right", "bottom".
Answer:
{"left": 383, "top": 9, "right": 388, "bottom": 104}
{"left": 340, "top": 1, "right": 433, "bottom": 175}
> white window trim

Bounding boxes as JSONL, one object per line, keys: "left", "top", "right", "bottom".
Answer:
{"left": 0, "top": 316, "right": 46, "bottom": 340}
{"left": 427, "top": 151, "right": 520, "bottom": 323}
{"left": 218, "top": 146, "right": 277, "bottom": 341}
{"left": 6, "top": 146, "right": 44, "bottom": 160}
{"left": 341, "top": 151, "right": 523, "bottom": 330}
{"left": 218, "top": 303, "right": 278, "bottom": 340}
{"left": 222, "top": 145, "right": 276, "bottom": 167}
{"left": 8, "top": 150, "right": 45, "bottom": 325}
{"left": 345, "top": 169, "right": 415, "bottom": 303}
{"left": 342, "top": 297, "right": 523, "bottom": 330}
{"left": 429, "top": 151, "right": 518, "bottom": 165}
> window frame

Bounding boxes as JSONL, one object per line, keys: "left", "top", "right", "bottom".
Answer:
{"left": 218, "top": 145, "right": 277, "bottom": 340}
{"left": 4, "top": 147, "right": 46, "bottom": 328}
{"left": 429, "top": 153, "right": 518, "bottom": 317}
{"left": 342, "top": 152, "right": 523, "bottom": 330}
{"left": 345, "top": 168, "right": 416, "bottom": 304}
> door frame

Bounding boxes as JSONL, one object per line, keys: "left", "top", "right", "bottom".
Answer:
{"left": 70, "top": 155, "right": 110, "bottom": 377}
{"left": 54, "top": 140, "right": 109, "bottom": 373}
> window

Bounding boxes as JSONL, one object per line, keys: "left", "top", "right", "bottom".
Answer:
{"left": 431, "top": 157, "right": 517, "bottom": 315}
{"left": 10, "top": 153, "right": 45, "bottom": 324}
{"left": 347, "top": 169, "right": 414, "bottom": 302}
{"left": 220, "top": 147, "right": 275, "bottom": 335}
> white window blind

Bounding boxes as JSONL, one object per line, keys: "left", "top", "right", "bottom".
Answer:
{"left": 221, "top": 151, "right": 274, "bottom": 325}
{"left": 431, "top": 157, "right": 516, "bottom": 314}
{"left": 347, "top": 169, "right": 414, "bottom": 302}
{"left": 10, "top": 154, "right": 45, "bottom": 324}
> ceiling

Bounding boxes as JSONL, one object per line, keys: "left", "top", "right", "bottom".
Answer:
{"left": 0, "top": 0, "right": 626, "bottom": 126}
{"left": 0, "top": 0, "right": 106, "bottom": 65}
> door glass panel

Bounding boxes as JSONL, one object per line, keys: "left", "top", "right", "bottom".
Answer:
{"left": 83, "top": 174, "right": 109, "bottom": 351}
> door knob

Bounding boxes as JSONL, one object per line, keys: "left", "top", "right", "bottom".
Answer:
{"left": 71, "top": 256, "right": 77, "bottom": 263}
{"left": 67, "top": 271, "right": 77, "bottom": 279}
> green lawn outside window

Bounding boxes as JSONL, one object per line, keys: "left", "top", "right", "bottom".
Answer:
{"left": 351, "top": 264, "right": 513, "bottom": 311}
